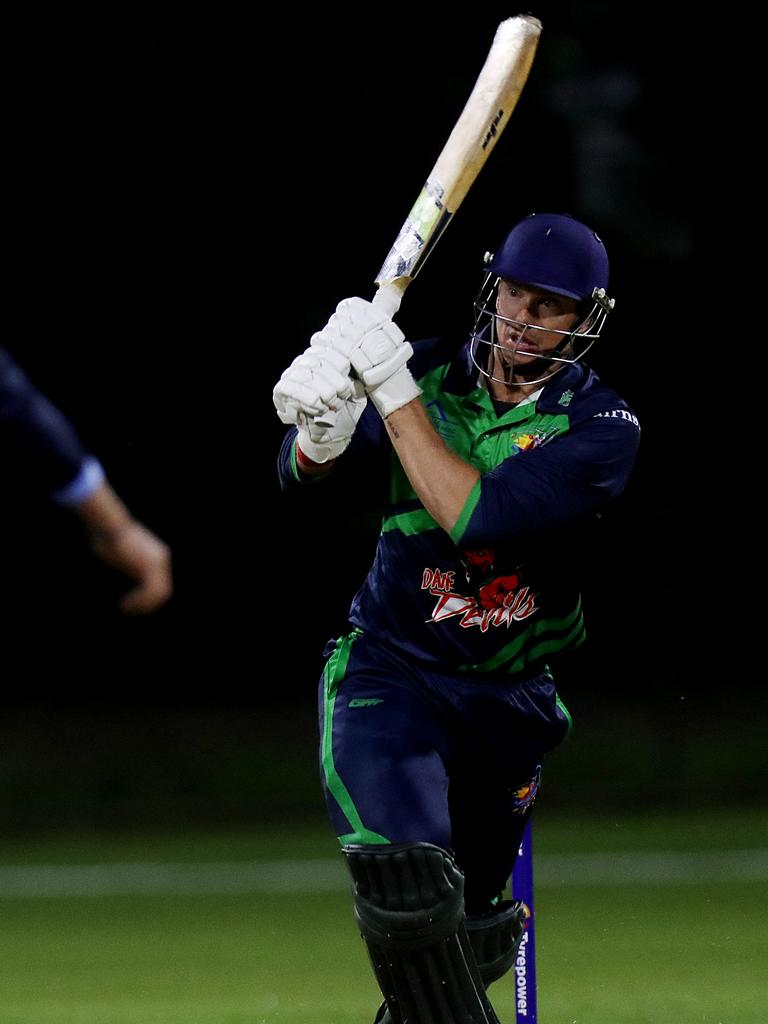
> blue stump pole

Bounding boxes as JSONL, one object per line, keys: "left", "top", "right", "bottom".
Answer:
{"left": 511, "top": 818, "right": 538, "bottom": 1023}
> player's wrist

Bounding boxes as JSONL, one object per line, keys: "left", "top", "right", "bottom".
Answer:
{"left": 369, "top": 366, "right": 422, "bottom": 419}
{"left": 295, "top": 432, "right": 342, "bottom": 470}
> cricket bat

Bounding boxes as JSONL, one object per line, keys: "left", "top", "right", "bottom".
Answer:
{"left": 373, "top": 14, "right": 542, "bottom": 317}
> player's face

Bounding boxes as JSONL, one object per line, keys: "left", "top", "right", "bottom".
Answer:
{"left": 493, "top": 279, "right": 581, "bottom": 379}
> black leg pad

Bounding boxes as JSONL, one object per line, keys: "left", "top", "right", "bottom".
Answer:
{"left": 343, "top": 842, "right": 501, "bottom": 1024}
{"left": 466, "top": 900, "right": 527, "bottom": 987}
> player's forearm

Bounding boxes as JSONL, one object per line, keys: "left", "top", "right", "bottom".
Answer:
{"left": 384, "top": 400, "right": 479, "bottom": 533}
{"left": 72, "top": 480, "right": 134, "bottom": 537}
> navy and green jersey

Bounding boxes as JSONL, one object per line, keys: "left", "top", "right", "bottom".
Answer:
{"left": 277, "top": 334, "right": 640, "bottom": 678}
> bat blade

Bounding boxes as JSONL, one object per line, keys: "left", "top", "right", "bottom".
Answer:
{"left": 374, "top": 15, "right": 542, "bottom": 317}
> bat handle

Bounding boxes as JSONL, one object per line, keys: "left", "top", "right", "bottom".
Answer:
{"left": 373, "top": 279, "right": 408, "bottom": 318}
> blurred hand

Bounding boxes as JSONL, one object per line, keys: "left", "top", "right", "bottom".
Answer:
{"left": 90, "top": 520, "right": 173, "bottom": 614}
{"left": 74, "top": 481, "right": 173, "bottom": 614}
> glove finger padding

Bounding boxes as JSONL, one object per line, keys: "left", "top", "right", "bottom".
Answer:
{"left": 284, "top": 349, "right": 355, "bottom": 400}
{"left": 296, "top": 388, "right": 367, "bottom": 463}
{"left": 320, "top": 297, "right": 405, "bottom": 359}
{"left": 308, "top": 332, "right": 353, "bottom": 371}
{"left": 335, "top": 296, "right": 394, "bottom": 333}
{"left": 273, "top": 347, "right": 356, "bottom": 424}
{"left": 273, "top": 391, "right": 307, "bottom": 426}
{"left": 273, "top": 378, "right": 326, "bottom": 421}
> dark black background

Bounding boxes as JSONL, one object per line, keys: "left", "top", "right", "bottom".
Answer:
{"left": 0, "top": 7, "right": 720, "bottom": 715}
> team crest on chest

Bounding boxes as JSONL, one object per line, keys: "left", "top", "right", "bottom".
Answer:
{"left": 421, "top": 547, "right": 537, "bottom": 632}
{"left": 508, "top": 429, "right": 553, "bottom": 454}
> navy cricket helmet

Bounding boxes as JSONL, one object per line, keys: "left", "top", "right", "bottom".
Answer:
{"left": 487, "top": 212, "right": 610, "bottom": 301}
{"left": 471, "top": 211, "right": 615, "bottom": 387}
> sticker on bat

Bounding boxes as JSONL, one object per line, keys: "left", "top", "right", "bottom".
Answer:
{"left": 376, "top": 179, "right": 453, "bottom": 282}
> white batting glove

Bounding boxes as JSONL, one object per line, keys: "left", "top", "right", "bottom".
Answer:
{"left": 273, "top": 346, "right": 366, "bottom": 463}
{"left": 315, "top": 297, "right": 421, "bottom": 418}
{"left": 273, "top": 346, "right": 355, "bottom": 425}
{"left": 295, "top": 378, "right": 367, "bottom": 463}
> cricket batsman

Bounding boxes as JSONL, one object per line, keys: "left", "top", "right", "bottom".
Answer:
{"left": 273, "top": 212, "right": 640, "bottom": 1023}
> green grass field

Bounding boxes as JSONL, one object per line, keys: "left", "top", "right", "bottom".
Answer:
{"left": 0, "top": 807, "right": 765, "bottom": 1024}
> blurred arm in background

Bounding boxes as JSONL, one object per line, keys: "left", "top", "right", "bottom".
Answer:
{"left": 0, "top": 344, "right": 172, "bottom": 614}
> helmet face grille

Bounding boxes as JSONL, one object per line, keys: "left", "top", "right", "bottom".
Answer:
{"left": 469, "top": 270, "right": 612, "bottom": 388}
{"left": 487, "top": 213, "right": 609, "bottom": 302}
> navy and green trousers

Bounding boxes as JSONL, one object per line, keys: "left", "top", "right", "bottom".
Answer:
{"left": 319, "top": 627, "right": 571, "bottom": 915}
